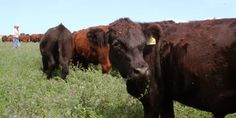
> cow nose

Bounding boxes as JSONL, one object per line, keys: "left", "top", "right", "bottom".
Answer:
{"left": 133, "top": 66, "right": 150, "bottom": 77}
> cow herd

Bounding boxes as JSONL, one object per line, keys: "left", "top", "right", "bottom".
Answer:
{"left": 2, "top": 33, "right": 43, "bottom": 42}
{"left": 3, "top": 18, "right": 236, "bottom": 118}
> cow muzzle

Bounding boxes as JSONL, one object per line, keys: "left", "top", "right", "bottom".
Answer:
{"left": 128, "top": 66, "right": 150, "bottom": 80}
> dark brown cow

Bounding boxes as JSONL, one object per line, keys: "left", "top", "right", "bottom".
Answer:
{"left": 40, "top": 24, "right": 73, "bottom": 80}
{"left": 2, "top": 35, "right": 13, "bottom": 42}
{"left": 19, "top": 33, "right": 31, "bottom": 42}
{"left": 1, "top": 35, "right": 8, "bottom": 42}
{"left": 31, "top": 34, "right": 43, "bottom": 42}
{"left": 72, "top": 26, "right": 111, "bottom": 74}
{"left": 89, "top": 18, "right": 236, "bottom": 118}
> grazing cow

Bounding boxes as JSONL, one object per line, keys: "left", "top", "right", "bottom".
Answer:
{"left": 31, "top": 34, "right": 44, "bottom": 42}
{"left": 2, "top": 35, "right": 13, "bottom": 42}
{"left": 19, "top": 33, "right": 31, "bottom": 42}
{"left": 72, "top": 26, "right": 111, "bottom": 73}
{"left": 1, "top": 35, "right": 8, "bottom": 42}
{"left": 89, "top": 18, "right": 236, "bottom": 118}
{"left": 40, "top": 24, "right": 73, "bottom": 80}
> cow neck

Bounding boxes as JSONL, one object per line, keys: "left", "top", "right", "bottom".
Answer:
{"left": 137, "top": 78, "right": 150, "bottom": 100}
{"left": 137, "top": 39, "right": 162, "bottom": 100}
{"left": 156, "top": 39, "right": 162, "bottom": 81}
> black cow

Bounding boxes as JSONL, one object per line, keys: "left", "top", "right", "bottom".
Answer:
{"left": 88, "top": 18, "right": 236, "bottom": 118}
{"left": 40, "top": 24, "right": 73, "bottom": 80}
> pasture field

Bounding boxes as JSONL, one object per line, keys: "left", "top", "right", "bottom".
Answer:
{"left": 0, "top": 42, "right": 235, "bottom": 118}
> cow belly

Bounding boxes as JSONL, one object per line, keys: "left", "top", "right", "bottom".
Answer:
{"left": 212, "top": 89, "right": 236, "bottom": 113}
{"left": 175, "top": 85, "right": 236, "bottom": 114}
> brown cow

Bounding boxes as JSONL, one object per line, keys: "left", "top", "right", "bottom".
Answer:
{"left": 1, "top": 35, "right": 8, "bottom": 42}
{"left": 89, "top": 18, "right": 236, "bottom": 118}
{"left": 40, "top": 24, "right": 73, "bottom": 80}
{"left": 72, "top": 26, "right": 111, "bottom": 74}
{"left": 31, "top": 34, "right": 43, "bottom": 42}
{"left": 2, "top": 35, "right": 13, "bottom": 42}
{"left": 19, "top": 33, "right": 31, "bottom": 42}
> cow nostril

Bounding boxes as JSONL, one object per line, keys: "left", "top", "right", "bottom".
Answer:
{"left": 133, "top": 68, "right": 141, "bottom": 74}
{"left": 133, "top": 67, "right": 149, "bottom": 76}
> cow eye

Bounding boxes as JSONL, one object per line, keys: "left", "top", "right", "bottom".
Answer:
{"left": 111, "top": 39, "right": 121, "bottom": 48}
{"left": 138, "top": 44, "right": 145, "bottom": 51}
{"left": 111, "top": 39, "right": 126, "bottom": 55}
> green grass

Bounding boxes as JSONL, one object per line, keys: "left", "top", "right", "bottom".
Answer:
{"left": 0, "top": 42, "right": 235, "bottom": 118}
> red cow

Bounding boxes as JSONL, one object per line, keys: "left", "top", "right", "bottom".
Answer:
{"left": 1, "top": 35, "right": 8, "bottom": 42}
{"left": 19, "top": 33, "right": 31, "bottom": 42}
{"left": 2, "top": 35, "right": 13, "bottom": 42}
{"left": 30, "top": 34, "right": 43, "bottom": 42}
{"left": 72, "top": 26, "right": 111, "bottom": 74}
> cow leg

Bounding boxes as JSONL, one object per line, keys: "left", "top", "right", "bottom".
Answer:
{"left": 47, "top": 54, "right": 56, "bottom": 79}
{"left": 159, "top": 99, "right": 174, "bottom": 118}
{"left": 72, "top": 58, "right": 80, "bottom": 71}
{"left": 213, "top": 113, "right": 226, "bottom": 118}
{"left": 82, "top": 62, "right": 89, "bottom": 69}
{"left": 54, "top": 55, "right": 60, "bottom": 68}
{"left": 72, "top": 55, "right": 79, "bottom": 67}
{"left": 141, "top": 96, "right": 160, "bottom": 118}
{"left": 143, "top": 103, "right": 160, "bottom": 118}
{"left": 143, "top": 100, "right": 174, "bottom": 118}
{"left": 59, "top": 56, "right": 69, "bottom": 81}
{"left": 42, "top": 55, "right": 48, "bottom": 73}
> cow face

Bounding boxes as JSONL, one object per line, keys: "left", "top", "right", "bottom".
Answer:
{"left": 107, "top": 21, "right": 147, "bottom": 79}
{"left": 87, "top": 18, "right": 162, "bottom": 80}
{"left": 107, "top": 18, "right": 162, "bottom": 80}
{"left": 87, "top": 28, "right": 112, "bottom": 73}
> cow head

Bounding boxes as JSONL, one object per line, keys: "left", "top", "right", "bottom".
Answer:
{"left": 87, "top": 28, "right": 111, "bottom": 73}
{"left": 107, "top": 18, "right": 162, "bottom": 80}
{"left": 87, "top": 18, "right": 162, "bottom": 80}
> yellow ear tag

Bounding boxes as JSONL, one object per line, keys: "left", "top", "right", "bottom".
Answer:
{"left": 146, "top": 36, "right": 156, "bottom": 45}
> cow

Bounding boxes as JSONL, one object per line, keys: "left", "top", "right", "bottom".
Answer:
{"left": 88, "top": 18, "right": 236, "bottom": 118}
{"left": 19, "top": 33, "right": 31, "bottom": 42}
{"left": 1, "top": 35, "right": 8, "bottom": 42}
{"left": 72, "top": 25, "right": 111, "bottom": 74}
{"left": 31, "top": 34, "right": 44, "bottom": 42}
{"left": 2, "top": 35, "right": 13, "bottom": 42}
{"left": 39, "top": 24, "right": 73, "bottom": 80}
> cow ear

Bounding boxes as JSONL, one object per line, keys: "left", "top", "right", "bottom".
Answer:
{"left": 87, "top": 28, "right": 106, "bottom": 46}
{"left": 105, "top": 29, "right": 116, "bottom": 45}
{"left": 142, "top": 24, "right": 163, "bottom": 45}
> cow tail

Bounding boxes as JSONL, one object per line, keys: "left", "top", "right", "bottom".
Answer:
{"left": 57, "top": 23, "right": 66, "bottom": 54}
{"left": 58, "top": 30, "right": 68, "bottom": 78}
{"left": 58, "top": 34, "right": 64, "bottom": 55}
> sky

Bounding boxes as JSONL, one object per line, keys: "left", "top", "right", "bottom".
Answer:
{"left": 0, "top": 0, "right": 235, "bottom": 35}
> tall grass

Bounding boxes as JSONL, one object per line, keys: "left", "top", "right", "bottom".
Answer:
{"left": 0, "top": 42, "right": 235, "bottom": 118}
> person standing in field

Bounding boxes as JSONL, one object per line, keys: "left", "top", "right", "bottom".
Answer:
{"left": 12, "top": 24, "right": 20, "bottom": 48}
